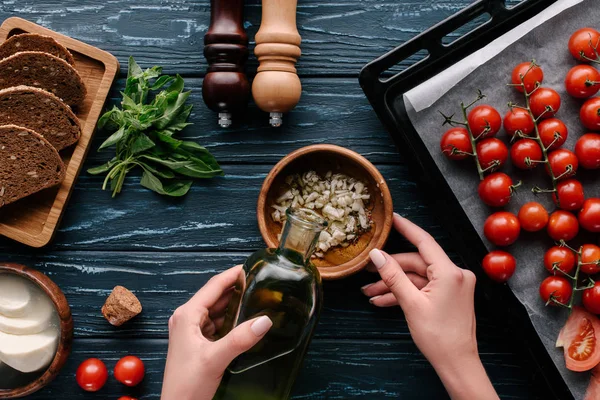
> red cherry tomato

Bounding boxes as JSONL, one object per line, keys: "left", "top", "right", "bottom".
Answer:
{"left": 538, "top": 118, "right": 568, "bottom": 151}
{"left": 530, "top": 87, "right": 561, "bottom": 119}
{"left": 540, "top": 276, "right": 573, "bottom": 306}
{"left": 575, "top": 133, "right": 600, "bottom": 169}
{"left": 478, "top": 172, "right": 516, "bottom": 207}
{"left": 76, "top": 358, "right": 108, "bottom": 392}
{"left": 565, "top": 65, "right": 600, "bottom": 98}
{"left": 484, "top": 211, "right": 520, "bottom": 246}
{"left": 467, "top": 105, "right": 502, "bottom": 139}
{"left": 476, "top": 138, "right": 508, "bottom": 171}
{"left": 547, "top": 149, "right": 579, "bottom": 180}
{"left": 584, "top": 282, "right": 600, "bottom": 314}
{"left": 547, "top": 210, "right": 579, "bottom": 242}
{"left": 511, "top": 62, "right": 544, "bottom": 93}
{"left": 569, "top": 28, "right": 600, "bottom": 61}
{"left": 482, "top": 251, "right": 516, "bottom": 283}
{"left": 518, "top": 202, "right": 549, "bottom": 232}
{"left": 579, "top": 198, "right": 600, "bottom": 233}
{"left": 556, "top": 307, "right": 600, "bottom": 372}
{"left": 580, "top": 97, "right": 600, "bottom": 131}
{"left": 581, "top": 244, "right": 600, "bottom": 275}
{"left": 553, "top": 179, "right": 585, "bottom": 211}
{"left": 118, "top": 397, "right": 138, "bottom": 400}
{"left": 511, "top": 139, "right": 542, "bottom": 169}
{"left": 544, "top": 246, "right": 576, "bottom": 275}
{"left": 114, "top": 355, "right": 145, "bottom": 387}
{"left": 440, "top": 127, "right": 472, "bottom": 160}
{"left": 503, "top": 108, "right": 534, "bottom": 138}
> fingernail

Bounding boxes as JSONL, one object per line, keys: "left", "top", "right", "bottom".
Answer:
{"left": 393, "top": 212, "right": 402, "bottom": 219}
{"left": 360, "top": 283, "right": 372, "bottom": 293}
{"left": 251, "top": 316, "right": 273, "bottom": 336}
{"left": 369, "top": 249, "right": 386, "bottom": 270}
{"left": 369, "top": 295, "right": 381, "bottom": 304}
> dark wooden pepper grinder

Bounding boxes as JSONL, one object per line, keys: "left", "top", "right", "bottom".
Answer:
{"left": 203, "top": 0, "right": 249, "bottom": 128}
{"left": 252, "top": 0, "right": 302, "bottom": 127}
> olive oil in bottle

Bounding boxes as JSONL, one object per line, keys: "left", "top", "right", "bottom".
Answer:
{"left": 214, "top": 208, "right": 326, "bottom": 400}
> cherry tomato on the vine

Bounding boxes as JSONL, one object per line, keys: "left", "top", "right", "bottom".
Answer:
{"left": 76, "top": 358, "right": 108, "bottom": 392}
{"left": 511, "top": 62, "right": 544, "bottom": 93}
{"left": 476, "top": 138, "right": 508, "bottom": 171}
{"left": 565, "top": 65, "right": 600, "bottom": 98}
{"left": 511, "top": 139, "right": 542, "bottom": 169}
{"left": 547, "top": 149, "right": 579, "bottom": 180}
{"left": 583, "top": 282, "right": 600, "bottom": 314}
{"left": 478, "top": 172, "right": 516, "bottom": 208}
{"left": 518, "top": 202, "right": 549, "bottom": 232}
{"left": 504, "top": 108, "right": 534, "bottom": 138}
{"left": 467, "top": 105, "right": 502, "bottom": 139}
{"left": 484, "top": 211, "right": 520, "bottom": 246}
{"left": 581, "top": 244, "right": 600, "bottom": 275}
{"left": 540, "top": 276, "right": 573, "bottom": 306}
{"left": 538, "top": 118, "right": 568, "bottom": 151}
{"left": 440, "top": 127, "right": 472, "bottom": 160}
{"left": 569, "top": 28, "right": 600, "bottom": 62}
{"left": 553, "top": 179, "right": 585, "bottom": 211}
{"left": 544, "top": 246, "right": 576, "bottom": 275}
{"left": 575, "top": 133, "right": 600, "bottom": 169}
{"left": 530, "top": 87, "right": 561, "bottom": 119}
{"left": 482, "top": 251, "right": 516, "bottom": 283}
{"left": 579, "top": 198, "right": 600, "bottom": 233}
{"left": 114, "top": 355, "right": 145, "bottom": 387}
{"left": 580, "top": 97, "right": 600, "bottom": 131}
{"left": 547, "top": 210, "right": 579, "bottom": 242}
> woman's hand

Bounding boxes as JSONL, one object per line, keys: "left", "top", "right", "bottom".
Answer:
{"left": 362, "top": 214, "right": 498, "bottom": 400}
{"left": 161, "top": 265, "right": 273, "bottom": 400}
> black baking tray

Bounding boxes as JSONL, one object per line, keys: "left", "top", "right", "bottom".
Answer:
{"left": 359, "top": 0, "right": 572, "bottom": 399}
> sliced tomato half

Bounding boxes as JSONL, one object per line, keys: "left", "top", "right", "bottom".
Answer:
{"left": 556, "top": 307, "right": 600, "bottom": 372}
{"left": 585, "top": 364, "right": 600, "bottom": 400}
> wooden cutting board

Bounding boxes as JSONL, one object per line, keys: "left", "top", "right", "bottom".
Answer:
{"left": 0, "top": 17, "right": 119, "bottom": 247}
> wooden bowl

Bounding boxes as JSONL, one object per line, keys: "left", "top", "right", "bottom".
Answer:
{"left": 257, "top": 144, "right": 393, "bottom": 280}
{"left": 0, "top": 263, "right": 73, "bottom": 399}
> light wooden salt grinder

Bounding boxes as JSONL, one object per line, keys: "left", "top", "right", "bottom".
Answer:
{"left": 203, "top": 0, "right": 249, "bottom": 128}
{"left": 252, "top": 0, "right": 302, "bottom": 127}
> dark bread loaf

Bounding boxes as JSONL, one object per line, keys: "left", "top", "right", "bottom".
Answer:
{"left": 0, "top": 51, "right": 86, "bottom": 109}
{"left": 0, "top": 86, "right": 81, "bottom": 151}
{"left": 0, "top": 124, "right": 65, "bottom": 208}
{"left": 0, "top": 33, "right": 75, "bottom": 65}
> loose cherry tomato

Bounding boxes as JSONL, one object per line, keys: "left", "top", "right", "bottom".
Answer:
{"left": 440, "top": 127, "right": 472, "bottom": 160}
{"left": 511, "top": 62, "right": 544, "bottom": 93}
{"left": 579, "top": 198, "right": 600, "bottom": 232}
{"left": 511, "top": 139, "right": 542, "bottom": 169}
{"left": 114, "top": 355, "right": 145, "bottom": 387}
{"left": 565, "top": 65, "right": 600, "bottom": 98}
{"left": 467, "top": 105, "right": 502, "bottom": 139}
{"left": 556, "top": 307, "right": 600, "bottom": 372}
{"left": 575, "top": 133, "right": 600, "bottom": 169}
{"left": 503, "top": 108, "right": 534, "bottom": 138}
{"left": 484, "top": 211, "right": 520, "bottom": 246}
{"left": 580, "top": 97, "right": 600, "bottom": 131}
{"left": 530, "top": 87, "right": 561, "bottom": 119}
{"left": 478, "top": 172, "right": 516, "bottom": 207}
{"left": 547, "top": 149, "right": 579, "bottom": 180}
{"left": 553, "top": 179, "right": 585, "bottom": 211}
{"left": 547, "top": 210, "right": 579, "bottom": 242}
{"left": 518, "top": 202, "right": 549, "bottom": 232}
{"left": 118, "top": 397, "right": 138, "bottom": 400}
{"left": 476, "top": 138, "right": 507, "bottom": 171}
{"left": 76, "top": 358, "right": 108, "bottom": 392}
{"left": 540, "top": 276, "right": 573, "bottom": 306}
{"left": 482, "top": 251, "right": 516, "bottom": 283}
{"left": 581, "top": 244, "right": 600, "bottom": 275}
{"left": 584, "top": 282, "right": 600, "bottom": 314}
{"left": 544, "top": 246, "right": 576, "bottom": 275}
{"left": 569, "top": 28, "right": 600, "bottom": 61}
{"left": 538, "top": 118, "right": 568, "bottom": 151}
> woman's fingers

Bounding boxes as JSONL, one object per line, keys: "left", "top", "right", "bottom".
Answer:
{"left": 393, "top": 214, "right": 450, "bottom": 266}
{"left": 363, "top": 272, "right": 429, "bottom": 298}
{"left": 369, "top": 249, "right": 421, "bottom": 308}
{"left": 208, "top": 288, "right": 234, "bottom": 319}
{"left": 369, "top": 293, "right": 398, "bottom": 307}
{"left": 391, "top": 252, "right": 428, "bottom": 276}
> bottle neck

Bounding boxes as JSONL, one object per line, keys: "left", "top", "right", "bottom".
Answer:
{"left": 277, "top": 211, "right": 324, "bottom": 264}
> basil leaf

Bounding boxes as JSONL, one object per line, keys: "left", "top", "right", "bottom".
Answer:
{"left": 99, "top": 126, "right": 127, "bottom": 150}
{"left": 139, "top": 161, "right": 175, "bottom": 179}
{"left": 127, "top": 56, "right": 143, "bottom": 79}
{"left": 130, "top": 133, "right": 155, "bottom": 154}
{"left": 139, "top": 155, "right": 192, "bottom": 170}
{"left": 87, "top": 158, "right": 118, "bottom": 175}
{"left": 150, "top": 75, "right": 175, "bottom": 90}
{"left": 140, "top": 170, "right": 192, "bottom": 197}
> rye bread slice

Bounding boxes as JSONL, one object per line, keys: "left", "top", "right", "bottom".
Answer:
{"left": 0, "top": 51, "right": 86, "bottom": 109}
{"left": 0, "top": 33, "right": 75, "bottom": 65}
{"left": 0, "top": 124, "right": 65, "bottom": 208}
{"left": 0, "top": 86, "right": 81, "bottom": 151}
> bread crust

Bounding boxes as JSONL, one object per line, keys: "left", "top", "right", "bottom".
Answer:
{"left": 0, "top": 33, "right": 75, "bottom": 65}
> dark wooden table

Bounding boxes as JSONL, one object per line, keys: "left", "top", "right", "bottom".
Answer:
{"left": 0, "top": 1, "right": 553, "bottom": 399}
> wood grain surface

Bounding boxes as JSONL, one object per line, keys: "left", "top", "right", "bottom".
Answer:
{"left": 0, "top": 0, "right": 549, "bottom": 399}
